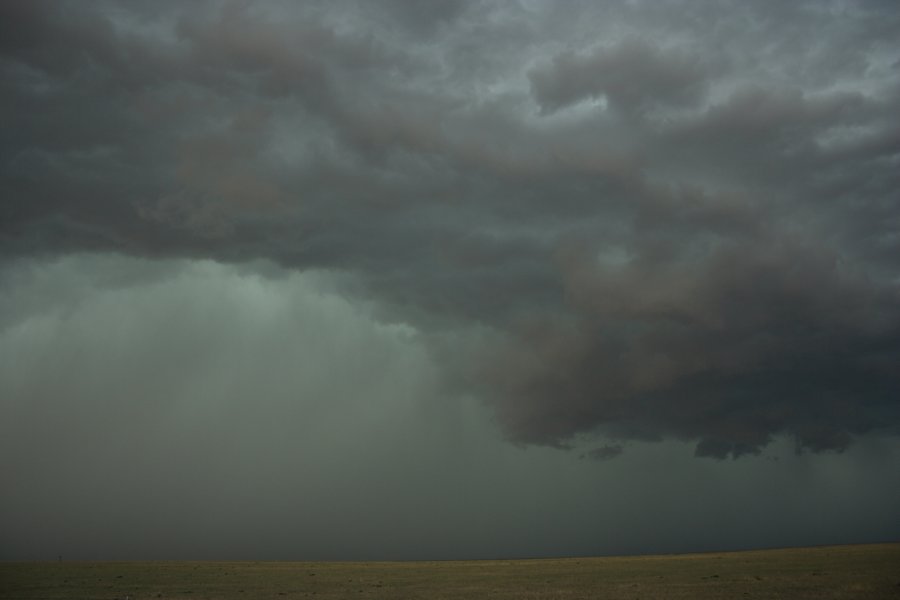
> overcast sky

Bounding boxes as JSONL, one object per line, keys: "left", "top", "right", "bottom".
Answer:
{"left": 2, "top": 0, "right": 899, "bottom": 561}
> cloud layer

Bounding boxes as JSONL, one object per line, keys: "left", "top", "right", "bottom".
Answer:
{"left": 2, "top": 255, "right": 899, "bottom": 559}
{"left": 2, "top": 0, "right": 899, "bottom": 460}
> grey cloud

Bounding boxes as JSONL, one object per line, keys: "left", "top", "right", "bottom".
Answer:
{"left": 2, "top": 0, "right": 899, "bottom": 463}
{"left": 580, "top": 444, "right": 623, "bottom": 461}
{"left": 479, "top": 230, "right": 900, "bottom": 457}
{"left": 529, "top": 38, "right": 712, "bottom": 115}
{"left": 370, "top": 0, "right": 472, "bottom": 35}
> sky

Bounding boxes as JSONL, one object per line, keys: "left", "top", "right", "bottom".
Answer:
{"left": 1, "top": 0, "right": 899, "bottom": 561}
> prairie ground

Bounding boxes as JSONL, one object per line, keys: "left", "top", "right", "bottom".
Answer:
{"left": 2, "top": 543, "right": 898, "bottom": 599}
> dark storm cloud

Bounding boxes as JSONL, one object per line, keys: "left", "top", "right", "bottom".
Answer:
{"left": 2, "top": 0, "right": 900, "bottom": 459}
{"left": 485, "top": 234, "right": 900, "bottom": 457}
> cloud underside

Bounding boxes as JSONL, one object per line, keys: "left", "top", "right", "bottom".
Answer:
{"left": 2, "top": 0, "right": 899, "bottom": 458}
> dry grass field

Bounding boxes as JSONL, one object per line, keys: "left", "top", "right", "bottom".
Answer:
{"left": 2, "top": 543, "right": 898, "bottom": 599}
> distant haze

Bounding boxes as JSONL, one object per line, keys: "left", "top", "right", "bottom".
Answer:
{"left": 1, "top": 0, "right": 899, "bottom": 560}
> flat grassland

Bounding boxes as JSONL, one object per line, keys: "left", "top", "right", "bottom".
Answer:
{"left": 2, "top": 543, "right": 898, "bottom": 599}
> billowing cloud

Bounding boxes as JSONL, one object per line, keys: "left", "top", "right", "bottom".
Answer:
{"left": 2, "top": 0, "right": 899, "bottom": 465}
{"left": 1, "top": 255, "right": 899, "bottom": 560}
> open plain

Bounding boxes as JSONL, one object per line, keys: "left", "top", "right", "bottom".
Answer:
{"left": 2, "top": 543, "right": 898, "bottom": 600}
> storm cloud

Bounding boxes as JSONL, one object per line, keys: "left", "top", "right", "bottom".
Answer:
{"left": 2, "top": 255, "right": 898, "bottom": 560}
{"left": 2, "top": 0, "right": 900, "bottom": 558}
